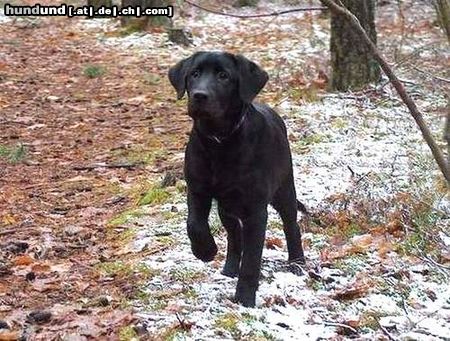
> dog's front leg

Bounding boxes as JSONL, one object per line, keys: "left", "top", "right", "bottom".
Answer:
{"left": 235, "top": 207, "right": 268, "bottom": 307}
{"left": 187, "top": 190, "right": 217, "bottom": 262}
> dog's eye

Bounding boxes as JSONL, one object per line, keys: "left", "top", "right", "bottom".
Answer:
{"left": 217, "top": 71, "right": 229, "bottom": 81}
{"left": 191, "top": 69, "right": 200, "bottom": 78}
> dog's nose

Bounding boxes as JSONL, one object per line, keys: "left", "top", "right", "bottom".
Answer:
{"left": 192, "top": 91, "right": 208, "bottom": 101}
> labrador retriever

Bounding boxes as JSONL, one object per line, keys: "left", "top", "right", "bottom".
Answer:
{"left": 168, "top": 51, "right": 306, "bottom": 307}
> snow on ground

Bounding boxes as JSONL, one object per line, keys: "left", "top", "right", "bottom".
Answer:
{"left": 0, "top": 8, "right": 12, "bottom": 24}
{"left": 126, "top": 93, "right": 450, "bottom": 340}
{"left": 283, "top": 95, "right": 447, "bottom": 208}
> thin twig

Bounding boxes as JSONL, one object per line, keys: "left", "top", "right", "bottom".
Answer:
{"left": 419, "top": 254, "right": 450, "bottom": 272}
{"left": 323, "top": 321, "right": 358, "bottom": 334}
{"left": 73, "top": 162, "right": 143, "bottom": 171}
{"left": 0, "top": 121, "right": 30, "bottom": 126}
{"left": 376, "top": 317, "right": 397, "bottom": 341}
{"left": 393, "top": 41, "right": 440, "bottom": 68}
{"left": 409, "top": 65, "right": 450, "bottom": 84}
{"left": 0, "top": 229, "right": 16, "bottom": 236}
{"left": 184, "top": 0, "right": 326, "bottom": 19}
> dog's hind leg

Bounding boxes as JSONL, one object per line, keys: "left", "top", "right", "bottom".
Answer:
{"left": 272, "top": 178, "right": 306, "bottom": 264}
{"left": 235, "top": 207, "right": 267, "bottom": 307}
{"left": 218, "top": 205, "right": 242, "bottom": 278}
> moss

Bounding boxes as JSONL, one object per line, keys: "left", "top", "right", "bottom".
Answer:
{"left": 343, "top": 223, "right": 363, "bottom": 238}
{"left": 108, "top": 209, "right": 145, "bottom": 227}
{"left": 83, "top": 64, "right": 105, "bottom": 78}
{"left": 288, "top": 86, "right": 319, "bottom": 103}
{"left": 161, "top": 210, "right": 178, "bottom": 220}
{"left": 135, "top": 264, "right": 160, "bottom": 279}
{"left": 142, "top": 72, "right": 161, "bottom": 86}
{"left": 396, "top": 195, "right": 441, "bottom": 257}
{"left": 118, "top": 227, "right": 137, "bottom": 243}
{"left": 0, "top": 143, "right": 26, "bottom": 163}
{"left": 96, "top": 261, "right": 134, "bottom": 278}
{"left": 183, "top": 287, "right": 198, "bottom": 300}
{"left": 170, "top": 267, "right": 205, "bottom": 284}
{"left": 214, "top": 313, "right": 240, "bottom": 337}
{"left": 118, "top": 325, "right": 138, "bottom": 341}
{"left": 138, "top": 186, "right": 170, "bottom": 206}
{"left": 110, "top": 144, "right": 165, "bottom": 166}
{"left": 268, "top": 221, "right": 284, "bottom": 231}
{"left": 292, "top": 133, "right": 328, "bottom": 153}
{"left": 209, "top": 208, "right": 222, "bottom": 236}
{"left": 156, "top": 235, "right": 176, "bottom": 247}
{"left": 241, "top": 312, "right": 257, "bottom": 323}
{"left": 331, "top": 117, "right": 348, "bottom": 129}
{"left": 175, "top": 180, "right": 187, "bottom": 193}
{"left": 359, "top": 310, "right": 389, "bottom": 332}
{"left": 96, "top": 261, "right": 159, "bottom": 280}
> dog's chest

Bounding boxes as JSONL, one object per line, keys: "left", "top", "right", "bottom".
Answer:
{"left": 208, "top": 148, "right": 253, "bottom": 190}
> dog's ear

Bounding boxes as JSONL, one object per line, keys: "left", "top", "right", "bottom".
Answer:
{"left": 235, "top": 55, "right": 268, "bottom": 103}
{"left": 168, "top": 52, "right": 201, "bottom": 100}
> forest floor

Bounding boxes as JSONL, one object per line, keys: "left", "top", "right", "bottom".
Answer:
{"left": 0, "top": 0, "right": 449, "bottom": 340}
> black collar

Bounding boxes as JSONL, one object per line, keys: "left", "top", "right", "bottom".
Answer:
{"left": 197, "top": 105, "right": 250, "bottom": 144}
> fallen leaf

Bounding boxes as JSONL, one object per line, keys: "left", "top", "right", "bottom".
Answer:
{"left": 439, "top": 249, "right": 450, "bottom": 263}
{"left": 1, "top": 214, "right": 16, "bottom": 226}
{"left": 13, "top": 255, "right": 34, "bottom": 266}
{"left": 351, "top": 234, "right": 373, "bottom": 248}
{"left": 266, "top": 236, "right": 283, "bottom": 249}
{"left": 333, "top": 281, "right": 370, "bottom": 300}
{"left": 0, "top": 331, "right": 20, "bottom": 341}
{"left": 31, "top": 278, "right": 59, "bottom": 292}
{"left": 345, "top": 318, "right": 361, "bottom": 329}
{"left": 31, "top": 263, "right": 51, "bottom": 273}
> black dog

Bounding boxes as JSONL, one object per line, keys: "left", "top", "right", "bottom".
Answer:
{"left": 168, "top": 51, "right": 305, "bottom": 307}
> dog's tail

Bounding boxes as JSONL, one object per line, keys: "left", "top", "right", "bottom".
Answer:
{"left": 296, "top": 200, "right": 308, "bottom": 214}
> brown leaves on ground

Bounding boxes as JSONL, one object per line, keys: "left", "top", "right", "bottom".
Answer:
{"left": 332, "top": 278, "right": 372, "bottom": 301}
{"left": 0, "top": 3, "right": 189, "bottom": 338}
{"left": 266, "top": 236, "right": 284, "bottom": 249}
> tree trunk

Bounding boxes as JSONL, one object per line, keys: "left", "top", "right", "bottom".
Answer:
{"left": 88, "top": 0, "right": 112, "bottom": 9}
{"left": 445, "top": 104, "right": 450, "bottom": 167}
{"left": 121, "top": 0, "right": 170, "bottom": 29}
{"left": 234, "top": 0, "right": 259, "bottom": 7}
{"left": 87, "top": 0, "right": 112, "bottom": 18}
{"left": 329, "top": 0, "right": 381, "bottom": 91}
{"left": 434, "top": 0, "right": 450, "bottom": 43}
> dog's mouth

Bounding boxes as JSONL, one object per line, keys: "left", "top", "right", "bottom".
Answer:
{"left": 188, "top": 102, "right": 223, "bottom": 120}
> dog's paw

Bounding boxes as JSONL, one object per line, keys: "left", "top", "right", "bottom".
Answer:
{"left": 188, "top": 225, "right": 218, "bottom": 262}
{"left": 288, "top": 256, "right": 306, "bottom": 265}
{"left": 221, "top": 256, "right": 240, "bottom": 277}
{"left": 285, "top": 258, "right": 306, "bottom": 276}
{"left": 191, "top": 239, "right": 217, "bottom": 262}
{"left": 234, "top": 283, "right": 257, "bottom": 307}
{"left": 221, "top": 265, "right": 239, "bottom": 278}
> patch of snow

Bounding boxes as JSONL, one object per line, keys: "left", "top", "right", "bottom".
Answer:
{"left": 0, "top": 8, "right": 12, "bottom": 24}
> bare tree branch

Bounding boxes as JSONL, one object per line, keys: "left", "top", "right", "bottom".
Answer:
{"left": 184, "top": 0, "right": 326, "bottom": 19}
{"left": 409, "top": 65, "right": 450, "bottom": 84}
{"left": 321, "top": 0, "right": 450, "bottom": 185}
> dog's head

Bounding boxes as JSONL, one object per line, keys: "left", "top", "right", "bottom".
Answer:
{"left": 168, "top": 51, "right": 268, "bottom": 120}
